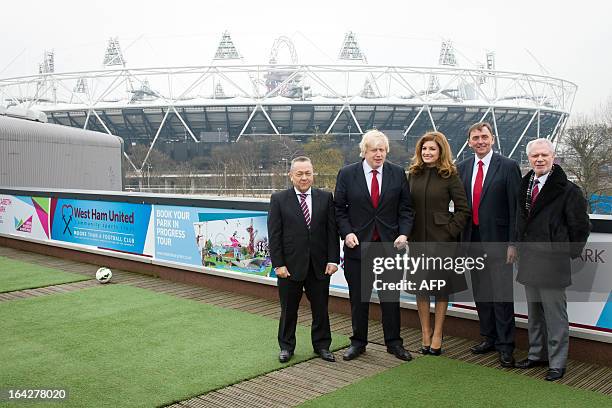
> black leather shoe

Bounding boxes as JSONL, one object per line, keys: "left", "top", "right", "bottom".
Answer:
{"left": 316, "top": 349, "right": 336, "bottom": 362}
{"left": 545, "top": 368, "right": 566, "bottom": 381}
{"left": 279, "top": 349, "right": 293, "bottom": 363}
{"left": 428, "top": 346, "right": 442, "bottom": 356}
{"left": 343, "top": 345, "right": 366, "bottom": 361}
{"left": 515, "top": 358, "right": 548, "bottom": 369}
{"left": 387, "top": 345, "right": 413, "bottom": 361}
{"left": 499, "top": 351, "right": 515, "bottom": 368}
{"left": 470, "top": 341, "right": 496, "bottom": 354}
{"left": 420, "top": 345, "right": 431, "bottom": 355}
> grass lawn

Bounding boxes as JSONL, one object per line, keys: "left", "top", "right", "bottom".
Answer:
{"left": 300, "top": 355, "right": 612, "bottom": 408}
{"left": 0, "top": 256, "right": 90, "bottom": 293}
{"left": 0, "top": 284, "right": 349, "bottom": 407}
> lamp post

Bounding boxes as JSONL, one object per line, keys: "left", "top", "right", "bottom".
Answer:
{"left": 217, "top": 127, "right": 221, "bottom": 142}
{"left": 347, "top": 124, "right": 352, "bottom": 142}
{"left": 146, "top": 163, "right": 152, "bottom": 190}
{"left": 223, "top": 162, "right": 227, "bottom": 194}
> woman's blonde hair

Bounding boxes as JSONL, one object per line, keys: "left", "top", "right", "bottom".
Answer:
{"left": 409, "top": 131, "right": 457, "bottom": 178}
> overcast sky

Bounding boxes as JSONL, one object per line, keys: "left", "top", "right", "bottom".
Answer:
{"left": 1, "top": 0, "right": 610, "bottom": 116}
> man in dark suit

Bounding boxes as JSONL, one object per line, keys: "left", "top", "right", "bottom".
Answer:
{"left": 335, "top": 130, "right": 415, "bottom": 362}
{"left": 514, "top": 138, "right": 590, "bottom": 381}
{"left": 457, "top": 122, "right": 521, "bottom": 368}
{"left": 268, "top": 156, "right": 340, "bottom": 363}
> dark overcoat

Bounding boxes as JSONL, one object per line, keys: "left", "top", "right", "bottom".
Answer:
{"left": 516, "top": 165, "right": 591, "bottom": 288}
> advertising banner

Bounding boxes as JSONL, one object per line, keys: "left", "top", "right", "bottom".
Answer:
{"left": 154, "top": 205, "right": 272, "bottom": 276}
{"left": 0, "top": 195, "right": 50, "bottom": 241}
{"left": 50, "top": 198, "right": 153, "bottom": 256}
{"left": 0, "top": 191, "right": 609, "bottom": 335}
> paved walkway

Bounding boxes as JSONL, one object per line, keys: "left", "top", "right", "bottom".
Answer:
{"left": 1, "top": 246, "right": 611, "bottom": 407}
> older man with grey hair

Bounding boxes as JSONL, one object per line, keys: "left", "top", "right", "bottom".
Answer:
{"left": 514, "top": 138, "right": 590, "bottom": 381}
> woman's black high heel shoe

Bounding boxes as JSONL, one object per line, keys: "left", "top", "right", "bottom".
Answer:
{"left": 429, "top": 334, "right": 444, "bottom": 356}
{"left": 428, "top": 346, "right": 442, "bottom": 356}
{"left": 421, "top": 330, "right": 434, "bottom": 355}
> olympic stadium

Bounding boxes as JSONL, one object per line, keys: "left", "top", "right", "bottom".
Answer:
{"left": 0, "top": 32, "right": 577, "bottom": 173}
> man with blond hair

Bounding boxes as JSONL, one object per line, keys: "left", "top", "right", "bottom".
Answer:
{"left": 334, "top": 130, "right": 415, "bottom": 361}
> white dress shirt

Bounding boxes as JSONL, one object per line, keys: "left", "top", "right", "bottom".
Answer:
{"left": 294, "top": 187, "right": 312, "bottom": 221}
{"left": 533, "top": 172, "right": 549, "bottom": 189}
{"left": 470, "top": 149, "right": 494, "bottom": 197}
{"left": 362, "top": 160, "right": 382, "bottom": 195}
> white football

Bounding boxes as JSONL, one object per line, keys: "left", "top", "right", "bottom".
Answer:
{"left": 96, "top": 267, "right": 113, "bottom": 284}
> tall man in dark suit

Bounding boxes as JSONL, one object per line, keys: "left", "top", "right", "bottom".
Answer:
{"left": 268, "top": 156, "right": 340, "bottom": 363}
{"left": 514, "top": 138, "right": 590, "bottom": 381}
{"left": 335, "top": 130, "right": 415, "bottom": 362}
{"left": 457, "top": 122, "right": 522, "bottom": 368}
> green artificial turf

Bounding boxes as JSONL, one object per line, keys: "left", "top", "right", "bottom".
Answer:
{"left": 0, "top": 284, "right": 349, "bottom": 407}
{"left": 0, "top": 256, "right": 90, "bottom": 293}
{"left": 300, "top": 356, "right": 612, "bottom": 408}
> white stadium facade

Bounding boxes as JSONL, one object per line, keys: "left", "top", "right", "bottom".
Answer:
{"left": 0, "top": 32, "right": 577, "bottom": 173}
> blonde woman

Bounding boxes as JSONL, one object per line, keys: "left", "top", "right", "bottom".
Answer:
{"left": 408, "top": 131, "right": 470, "bottom": 355}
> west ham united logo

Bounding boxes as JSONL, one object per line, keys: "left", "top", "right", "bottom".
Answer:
{"left": 62, "top": 204, "right": 73, "bottom": 235}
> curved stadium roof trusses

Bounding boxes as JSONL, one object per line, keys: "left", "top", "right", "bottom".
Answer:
{"left": 0, "top": 64, "right": 576, "bottom": 171}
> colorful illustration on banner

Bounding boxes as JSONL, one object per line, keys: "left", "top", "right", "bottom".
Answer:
{"left": 153, "top": 205, "right": 270, "bottom": 276}
{"left": 194, "top": 217, "right": 271, "bottom": 276}
{"left": 0, "top": 195, "right": 50, "bottom": 239}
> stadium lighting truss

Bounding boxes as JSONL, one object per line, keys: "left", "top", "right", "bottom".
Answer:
{"left": 0, "top": 64, "right": 577, "bottom": 172}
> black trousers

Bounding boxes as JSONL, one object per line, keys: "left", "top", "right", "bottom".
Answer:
{"left": 277, "top": 265, "right": 331, "bottom": 352}
{"left": 344, "top": 255, "right": 403, "bottom": 348}
{"left": 469, "top": 226, "right": 515, "bottom": 353}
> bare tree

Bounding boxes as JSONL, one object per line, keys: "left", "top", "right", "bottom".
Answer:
{"left": 172, "top": 162, "right": 197, "bottom": 194}
{"left": 125, "top": 144, "right": 179, "bottom": 191}
{"left": 267, "top": 136, "right": 303, "bottom": 192}
{"left": 602, "top": 95, "right": 612, "bottom": 128}
{"left": 559, "top": 112, "right": 612, "bottom": 212}
{"left": 233, "top": 141, "right": 261, "bottom": 196}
